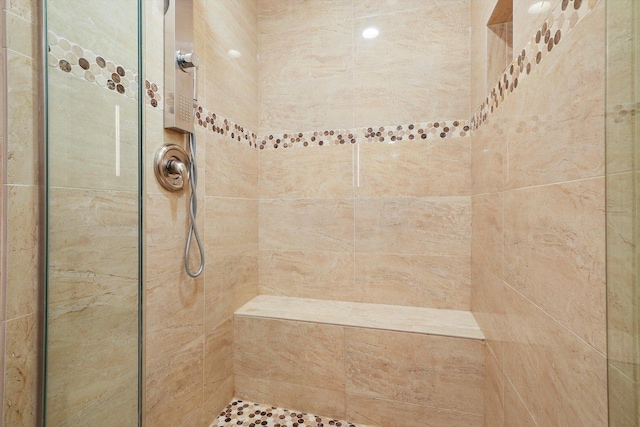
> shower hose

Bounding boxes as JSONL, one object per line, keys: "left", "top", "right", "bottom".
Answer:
{"left": 184, "top": 130, "right": 204, "bottom": 277}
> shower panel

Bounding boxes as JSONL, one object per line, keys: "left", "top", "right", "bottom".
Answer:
{"left": 156, "top": 0, "right": 204, "bottom": 278}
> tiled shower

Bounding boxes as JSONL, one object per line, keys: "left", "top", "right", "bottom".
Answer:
{"left": 0, "top": 0, "right": 636, "bottom": 426}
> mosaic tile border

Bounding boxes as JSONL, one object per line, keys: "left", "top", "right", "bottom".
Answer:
{"left": 471, "top": 0, "right": 599, "bottom": 130}
{"left": 258, "top": 120, "right": 470, "bottom": 150}
{"left": 212, "top": 399, "right": 367, "bottom": 427}
{"left": 47, "top": 31, "right": 138, "bottom": 100}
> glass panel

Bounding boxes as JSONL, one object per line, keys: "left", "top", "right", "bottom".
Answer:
{"left": 606, "top": 1, "right": 640, "bottom": 425}
{"left": 43, "top": 0, "right": 141, "bottom": 425}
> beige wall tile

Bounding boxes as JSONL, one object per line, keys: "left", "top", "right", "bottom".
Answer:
{"left": 504, "top": 178, "right": 606, "bottom": 352}
{"left": 5, "top": 11, "right": 36, "bottom": 58}
{"left": 259, "top": 145, "right": 354, "bottom": 199}
{"left": 503, "top": 377, "right": 537, "bottom": 427}
{"left": 487, "top": 23, "right": 510, "bottom": 90}
{"left": 235, "top": 376, "right": 346, "bottom": 421}
{"left": 356, "top": 139, "right": 470, "bottom": 198}
{"left": 3, "top": 314, "right": 38, "bottom": 427}
{"left": 346, "top": 393, "right": 482, "bottom": 427}
{"left": 471, "top": 192, "right": 503, "bottom": 278}
{"left": 608, "top": 364, "right": 639, "bottom": 427}
{"left": 355, "top": 253, "right": 470, "bottom": 310}
{"left": 260, "top": 198, "right": 354, "bottom": 252}
{"left": 57, "top": 380, "right": 137, "bottom": 427}
{"left": 203, "top": 318, "right": 234, "bottom": 423}
{"left": 512, "top": 0, "right": 560, "bottom": 58}
{"left": 259, "top": 75, "right": 354, "bottom": 135}
{"left": 484, "top": 345, "right": 504, "bottom": 427}
{"left": 345, "top": 327, "right": 484, "bottom": 414}
{"left": 145, "top": 270, "right": 205, "bottom": 426}
{"left": 6, "top": 0, "right": 37, "bottom": 23}
{"left": 46, "top": 288, "right": 138, "bottom": 426}
{"left": 6, "top": 50, "right": 37, "bottom": 185}
{"left": 205, "top": 132, "right": 258, "bottom": 199}
{"left": 259, "top": 25, "right": 352, "bottom": 84}
{"left": 5, "top": 185, "right": 38, "bottom": 319}
{"left": 204, "top": 197, "right": 258, "bottom": 254}
{"left": 353, "top": 0, "right": 469, "bottom": 21}
{"left": 259, "top": 250, "right": 356, "bottom": 301}
{"left": 205, "top": 251, "right": 258, "bottom": 329}
{"left": 203, "top": 376, "right": 234, "bottom": 426}
{"left": 234, "top": 317, "right": 346, "bottom": 390}
{"left": 607, "top": 172, "right": 637, "bottom": 378}
{"left": 353, "top": 61, "right": 470, "bottom": 127}
{"left": 503, "top": 284, "right": 608, "bottom": 427}
{"left": 471, "top": 115, "right": 506, "bottom": 194}
{"left": 355, "top": 197, "right": 471, "bottom": 256}
{"left": 258, "top": 0, "right": 351, "bottom": 36}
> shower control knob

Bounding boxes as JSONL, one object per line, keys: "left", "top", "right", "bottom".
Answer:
{"left": 177, "top": 51, "right": 199, "bottom": 71}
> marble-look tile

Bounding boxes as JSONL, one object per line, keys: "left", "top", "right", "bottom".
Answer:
{"left": 606, "top": 0, "right": 635, "bottom": 107}
{"left": 353, "top": 0, "right": 469, "bottom": 22}
{"left": 606, "top": 107, "right": 634, "bottom": 175}
{"left": 259, "top": 250, "right": 356, "bottom": 301}
{"left": 259, "top": 74, "right": 354, "bottom": 136}
{"left": 6, "top": 0, "right": 37, "bottom": 23}
{"left": 504, "top": 178, "right": 606, "bottom": 353}
{"left": 487, "top": 23, "right": 510, "bottom": 90}
{"left": 48, "top": 188, "right": 138, "bottom": 305}
{"left": 355, "top": 197, "right": 471, "bottom": 257}
{"left": 6, "top": 50, "right": 37, "bottom": 185}
{"left": 203, "top": 318, "right": 234, "bottom": 423}
{"left": 46, "top": 288, "right": 138, "bottom": 426}
{"left": 234, "top": 317, "right": 346, "bottom": 391}
{"left": 145, "top": 190, "right": 194, "bottom": 280}
{"left": 346, "top": 394, "right": 482, "bottom": 427}
{"left": 47, "top": 0, "right": 139, "bottom": 69}
{"left": 353, "top": 9, "right": 469, "bottom": 72}
{"left": 235, "top": 376, "right": 346, "bottom": 421}
{"left": 3, "top": 314, "right": 38, "bottom": 427}
{"left": 259, "top": 145, "right": 354, "bottom": 199}
{"left": 259, "top": 25, "right": 352, "bottom": 84}
{"left": 484, "top": 346, "right": 504, "bottom": 427}
{"left": 607, "top": 172, "right": 637, "bottom": 379}
{"left": 205, "top": 197, "right": 258, "bottom": 255}
{"left": 260, "top": 198, "right": 354, "bottom": 252}
{"left": 503, "top": 377, "right": 537, "bottom": 427}
{"left": 345, "top": 327, "right": 484, "bottom": 414}
{"left": 356, "top": 138, "right": 470, "bottom": 198}
{"left": 471, "top": 259, "right": 506, "bottom": 367}
{"left": 206, "top": 131, "right": 258, "bottom": 199}
{"left": 353, "top": 61, "right": 471, "bottom": 127}
{"left": 258, "top": 0, "right": 352, "bottom": 36}
{"left": 355, "top": 253, "right": 470, "bottom": 310}
{"left": 470, "top": 114, "right": 506, "bottom": 194}
{"left": 503, "top": 284, "right": 608, "bottom": 427}
{"left": 471, "top": 192, "right": 503, "bottom": 279}
{"left": 237, "top": 295, "right": 484, "bottom": 340}
{"left": 608, "top": 364, "right": 639, "bottom": 427}
{"left": 5, "top": 185, "right": 38, "bottom": 319}
{"left": 203, "top": 376, "right": 234, "bottom": 427}
{"left": 145, "top": 270, "right": 204, "bottom": 426}
{"left": 48, "top": 70, "right": 139, "bottom": 191}
{"left": 205, "top": 251, "right": 258, "bottom": 330}
{"left": 5, "top": 11, "right": 36, "bottom": 58}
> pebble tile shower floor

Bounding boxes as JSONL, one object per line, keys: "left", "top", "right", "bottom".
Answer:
{"left": 213, "top": 400, "right": 370, "bottom": 427}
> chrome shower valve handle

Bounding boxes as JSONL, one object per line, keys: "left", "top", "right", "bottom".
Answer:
{"left": 154, "top": 144, "right": 190, "bottom": 191}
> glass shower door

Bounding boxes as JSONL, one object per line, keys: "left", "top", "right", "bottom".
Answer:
{"left": 44, "top": 0, "right": 141, "bottom": 425}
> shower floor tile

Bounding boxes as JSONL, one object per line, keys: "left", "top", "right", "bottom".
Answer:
{"left": 212, "top": 399, "right": 368, "bottom": 427}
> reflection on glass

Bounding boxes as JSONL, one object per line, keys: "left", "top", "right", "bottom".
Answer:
{"left": 44, "top": 0, "right": 141, "bottom": 425}
{"left": 606, "top": 0, "right": 640, "bottom": 425}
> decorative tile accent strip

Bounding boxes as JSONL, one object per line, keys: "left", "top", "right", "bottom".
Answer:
{"left": 471, "top": 0, "right": 599, "bottom": 130}
{"left": 212, "top": 399, "right": 368, "bottom": 427}
{"left": 47, "top": 31, "right": 138, "bottom": 100}
{"left": 257, "top": 120, "right": 470, "bottom": 150}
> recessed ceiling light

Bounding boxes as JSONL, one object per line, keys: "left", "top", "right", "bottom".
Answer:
{"left": 528, "top": 1, "right": 550, "bottom": 14}
{"left": 228, "top": 49, "right": 241, "bottom": 58}
{"left": 362, "top": 27, "right": 379, "bottom": 39}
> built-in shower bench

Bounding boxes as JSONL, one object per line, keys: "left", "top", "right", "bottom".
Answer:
{"left": 233, "top": 295, "right": 486, "bottom": 426}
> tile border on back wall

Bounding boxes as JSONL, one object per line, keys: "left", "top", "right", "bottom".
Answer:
{"left": 472, "top": 0, "right": 599, "bottom": 130}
